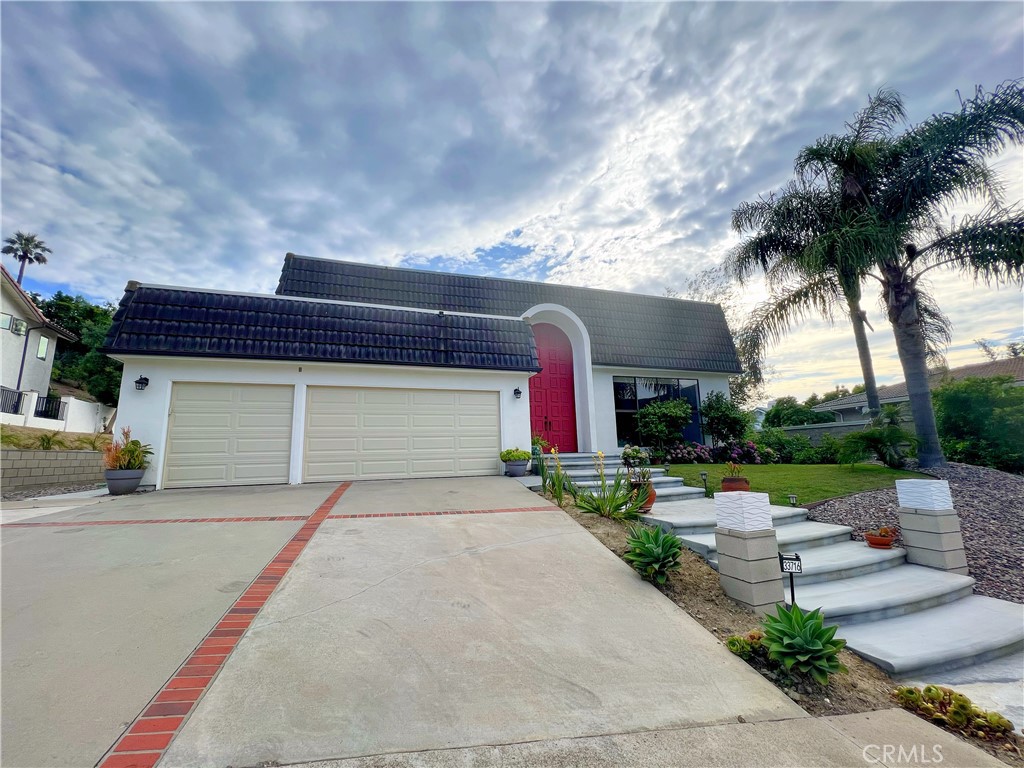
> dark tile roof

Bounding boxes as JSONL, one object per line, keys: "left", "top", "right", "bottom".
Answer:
{"left": 276, "top": 255, "right": 742, "bottom": 374}
{"left": 812, "top": 358, "right": 1024, "bottom": 411}
{"left": 101, "top": 283, "right": 540, "bottom": 372}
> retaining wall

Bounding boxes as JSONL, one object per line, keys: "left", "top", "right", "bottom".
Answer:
{"left": 779, "top": 420, "right": 871, "bottom": 445}
{"left": 1, "top": 449, "right": 104, "bottom": 491}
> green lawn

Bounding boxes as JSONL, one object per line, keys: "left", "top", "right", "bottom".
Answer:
{"left": 667, "top": 463, "right": 929, "bottom": 506}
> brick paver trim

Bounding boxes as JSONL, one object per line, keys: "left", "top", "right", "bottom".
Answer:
{"left": 3, "top": 516, "right": 308, "bottom": 528}
{"left": 327, "top": 505, "right": 556, "bottom": 519}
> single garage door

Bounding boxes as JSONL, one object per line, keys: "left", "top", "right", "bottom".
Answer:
{"left": 164, "top": 383, "right": 293, "bottom": 488}
{"left": 303, "top": 387, "right": 500, "bottom": 481}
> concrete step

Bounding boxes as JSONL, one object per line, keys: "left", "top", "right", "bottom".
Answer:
{"left": 571, "top": 474, "right": 681, "bottom": 489}
{"left": 838, "top": 596, "right": 1024, "bottom": 678}
{"left": 561, "top": 467, "right": 668, "bottom": 481}
{"left": 646, "top": 500, "right": 807, "bottom": 537}
{"left": 788, "top": 541, "right": 907, "bottom": 584}
{"left": 786, "top": 565, "right": 976, "bottom": 625}
{"left": 645, "top": 485, "right": 706, "bottom": 502}
{"left": 684, "top": 520, "right": 853, "bottom": 561}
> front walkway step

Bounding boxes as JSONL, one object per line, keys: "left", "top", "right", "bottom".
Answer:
{"left": 788, "top": 566, "right": 976, "bottom": 625}
{"left": 561, "top": 467, "right": 668, "bottom": 481}
{"left": 838, "top": 596, "right": 1024, "bottom": 678}
{"left": 572, "top": 474, "right": 681, "bottom": 489}
{"left": 789, "top": 541, "right": 907, "bottom": 584}
{"left": 646, "top": 500, "right": 807, "bottom": 536}
{"left": 683, "top": 521, "right": 853, "bottom": 561}
{"left": 646, "top": 485, "right": 706, "bottom": 501}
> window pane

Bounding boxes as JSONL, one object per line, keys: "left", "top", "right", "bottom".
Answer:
{"left": 613, "top": 377, "right": 637, "bottom": 411}
{"left": 11, "top": 319, "right": 27, "bottom": 336}
{"left": 679, "top": 381, "right": 703, "bottom": 443}
{"left": 36, "top": 336, "right": 49, "bottom": 360}
{"left": 0, "top": 313, "right": 11, "bottom": 330}
{"left": 615, "top": 411, "right": 639, "bottom": 447}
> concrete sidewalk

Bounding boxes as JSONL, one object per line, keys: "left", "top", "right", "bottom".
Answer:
{"left": 289, "top": 709, "right": 1006, "bottom": 767}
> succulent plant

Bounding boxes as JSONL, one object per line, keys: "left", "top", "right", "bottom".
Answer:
{"left": 760, "top": 603, "right": 848, "bottom": 686}
{"left": 892, "top": 685, "right": 1015, "bottom": 739}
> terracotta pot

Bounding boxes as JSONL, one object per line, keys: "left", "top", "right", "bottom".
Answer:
{"left": 864, "top": 533, "right": 895, "bottom": 550}
{"left": 721, "top": 476, "right": 750, "bottom": 492}
{"left": 640, "top": 482, "right": 656, "bottom": 512}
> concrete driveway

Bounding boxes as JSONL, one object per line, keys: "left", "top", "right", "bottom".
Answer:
{"left": 4, "top": 477, "right": 998, "bottom": 768}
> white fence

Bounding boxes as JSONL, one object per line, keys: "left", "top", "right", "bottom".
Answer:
{"left": 0, "top": 391, "right": 115, "bottom": 433}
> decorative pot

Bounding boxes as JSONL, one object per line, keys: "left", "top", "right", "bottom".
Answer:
{"left": 105, "top": 469, "right": 145, "bottom": 495}
{"left": 505, "top": 460, "right": 529, "bottom": 478}
{"left": 640, "top": 482, "right": 656, "bottom": 512}
{"left": 864, "top": 533, "right": 895, "bottom": 549}
{"left": 721, "top": 476, "right": 750, "bottom": 492}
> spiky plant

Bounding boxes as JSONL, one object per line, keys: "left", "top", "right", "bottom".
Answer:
{"left": 760, "top": 603, "right": 848, "bottom": 686}
{"left": 623, "top": 524, "right": 683, "bottom": 585}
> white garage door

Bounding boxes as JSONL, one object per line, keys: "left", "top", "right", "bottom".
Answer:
{"left": 303, "top": 387, "right": 500, "bottom": 481}
{"left": 164, "top": 383, "right": 293, "bottom": 488}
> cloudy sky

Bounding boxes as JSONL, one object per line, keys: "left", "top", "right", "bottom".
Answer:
{"left": 2, "top": 2, "right": 1022, "bottom": 401}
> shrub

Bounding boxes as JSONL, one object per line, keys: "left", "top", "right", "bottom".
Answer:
{"left": 760, "top": 603, "right": 848, "bottom": 686}
{"left": 541, "top": 451, "right": 575, "bottom": 508}
{"left": 711, "top": 440, "right": 770, "bottom": 464}
{"left": 623, "top": 524, "right": 683, "bottom": 585}
{"left": 666, "top": 440, "right": 714, "bottom": 464}
{"left": 753, "top": 427, "right": 809, "bottom": 464}
{"left": 839, "top": 424, "right": 916, "bottom": 469}
{"left": 574, "top": 457, "right": 648, "bottom": 520}
{"left": 103, "top": 427, "right": 153, "bottom": 471}
{"left": 814, "top": 433, "right": 842, "bottom": 465}
{"left": 636, "top": 399, "right": 692, "bottom": 451}
{"left": 34, "top": 431, "right": 67, "bottom": 451}
{"left": 933, "top": 376, "right": 1024, "bottom": 474}
{"left": 701, "top": 391, "right": 748, "bottom": 445}
{"left": 499, "top": 448, "right": 531, "bottom": 462}
{"left": 763, "top": 396, "right": 835, "bottom": 428}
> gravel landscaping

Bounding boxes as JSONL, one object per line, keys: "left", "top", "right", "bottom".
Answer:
{"left": 1, "top": 483, "right": 106, "bottom": 502}
{"left": 807, "top": 462, "right": 1024, "bottom": 604}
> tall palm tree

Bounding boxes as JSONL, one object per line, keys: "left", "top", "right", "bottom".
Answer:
{"left": 730, "top": 180, "right": 884, "bottom": 416}
{"left": 2, "top": 232, "right": 51, "bottom": 285}
{"left": 797, "top": 81, "right": 1024, "bottom": 467}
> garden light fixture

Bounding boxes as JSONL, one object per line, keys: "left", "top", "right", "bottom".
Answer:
{"left": 788, "top": 494, "right": 798, "bottom": 507}
{"left": 700, "top": 470, "right": 709, "bottom": 497}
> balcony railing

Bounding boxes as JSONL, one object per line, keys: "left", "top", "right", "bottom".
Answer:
{"left": 1, "top": 387, "right": 25, "bottom": 415}
{"left": 33, "top": 395, "right": 67, "bottom": 421}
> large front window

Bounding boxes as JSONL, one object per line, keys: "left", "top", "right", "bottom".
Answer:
{"left": 613, "top": 376, "right": 702, "bottom": 447}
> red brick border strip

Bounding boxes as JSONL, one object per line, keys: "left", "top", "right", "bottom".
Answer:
{"left": 327, "top": 505, "right": 556, "bottom": 519}
{"left": 96, "top": 482, "right": 351, "bottom": 768}
{"left": 3, "top": 516, "right": 309, "bottom": 528}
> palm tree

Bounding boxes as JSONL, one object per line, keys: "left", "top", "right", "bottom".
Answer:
{"left": 2, "top": 232, "right": 51, "bottom": 285}
{"left": 730, "top": 180, "right": 884, "bottom": 416}
{"left": 796, "top": 81, "right": 1024, "bottom": 467}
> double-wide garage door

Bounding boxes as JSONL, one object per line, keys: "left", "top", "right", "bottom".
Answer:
{"left": 163, "top": 383, "right": 500, "bottom": 487}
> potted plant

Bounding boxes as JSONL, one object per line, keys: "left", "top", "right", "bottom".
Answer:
{"left": 103, "top": 427, "right": 153, "bottom": 495}
{"left": 531, "top": 434, "right": 549, "bottom": 475}
{"left": 721, "top": 461, "right": 750, "bottom": 492}
{"left": 633, "top": 466, "right": 657, "bottom": 512}
{"left": 864, "top": 526, "right": 897, "bottom": 549}
{"left": 620, "top": 444, "right": 649, "bottom": 472}
{"left": 500, "top": 447, "right": 532, "bottom": 477}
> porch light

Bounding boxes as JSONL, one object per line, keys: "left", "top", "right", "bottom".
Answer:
{"left": 513, "top": 387, "right": 522, "bottom": 399}
{"left": 788, "top": 494, "right": 798, "bottom": 507}
{"left": 135, "top": 376, "right": 150, "bottom": 391}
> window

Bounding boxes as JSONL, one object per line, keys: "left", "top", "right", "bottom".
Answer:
{"left": 10, "top": 319, "right": 27, "bottom": 336}
{"left": 613, "top": 376, "right": 702, "bottom": 446}
{"left": 0, "top": 313, "right": 11, "bottom": 330}
{"left": 36, "top": 335, "right": 49, "bottom": 360}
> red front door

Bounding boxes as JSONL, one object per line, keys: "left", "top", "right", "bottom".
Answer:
{"left": 530, "top": 323, "right": 578, "bottom": 453}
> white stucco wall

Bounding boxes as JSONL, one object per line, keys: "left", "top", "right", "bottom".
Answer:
{"left": 1, "top": 280, "right": 60, "bottom": 394}
{"left": 113, "top": 356, "right": 533, "bottom": 489}
{"left": 591, "top": 366, "right": 733, "bottom": 452}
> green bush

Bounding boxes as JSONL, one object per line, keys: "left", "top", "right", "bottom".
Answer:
{"left": 814, "top": 433, "right": 842, "bottom": 465}
{"left": 574, "top": 468, "right": 648, "bottom": 520}
{"left": 763, "top": 397, "right": 835, "bottom": 428}
{"left": 933, "top": 376, "right": 1024, "bottom": 474}
{"left": 636, "top": 399, "right": 692, "bottom": 451}
{"left": 760, "top": 603, "right": 848, "bottom": 686}
{"left": 499, "top": 448, "right": 531, "bottom": 462}
{"left": 701, "top": 391, "right": 748, "bottom": 445}
{"left": 839, "top": 425, "right": 916, "bottom": 469}
{"left": 623, "top": 524, "right": 683, "bottom": 585}
{"left": 34, "top": 431, "right": 67, "bottom": 451}
{"left": 754, "top": 427, "right": 812, "bottom": 464}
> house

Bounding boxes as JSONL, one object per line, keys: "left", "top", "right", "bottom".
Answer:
{"left": 811, "top": 358, "right": 1024, "bottom": 421}
{"left": 103, "top": 254, "right": 740, "bottom": 490}
{"left": 0, "top": 265, "right": 81, "bottom": 427}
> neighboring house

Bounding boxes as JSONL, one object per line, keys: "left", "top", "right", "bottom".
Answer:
{"left": 749, "top": 405, "right": 769, "bottom": 431}
{"left": 0, "top": 266, "right": 114, "bottom": 433}
{"left": 811, "top": 358, "right": 1024, "bottom": 421}
{"left": 103, "top": 253, "right": 740, "bottom": 490}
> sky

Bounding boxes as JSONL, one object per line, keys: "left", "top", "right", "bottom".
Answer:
{"left": 2, "top": 1, "right": 1022, "bottom": 402}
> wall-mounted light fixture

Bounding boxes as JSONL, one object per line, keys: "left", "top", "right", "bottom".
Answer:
{"left": 134, "top": 376, "right": 150, "bottom": 391}
{"left": 513, "top": 387, "right": 522, "bottom": 399}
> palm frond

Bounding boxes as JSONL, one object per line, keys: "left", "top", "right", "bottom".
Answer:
{"left": 916, "top": 206, "right": 1024, "bottom": 285}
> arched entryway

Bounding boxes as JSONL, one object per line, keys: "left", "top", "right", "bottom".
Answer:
{"left": 530, "top": 323, "right": 578, "bottom": 452}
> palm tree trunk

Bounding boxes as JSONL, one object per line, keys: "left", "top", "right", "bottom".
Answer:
{"left": 16, "top": 258, "right": 26, "bottom": 285}
{"left": 846, "top": 297, "right": 881, "bottom": 416}
{"left": 883, "top": 265, "right": 946, "bottom": 468}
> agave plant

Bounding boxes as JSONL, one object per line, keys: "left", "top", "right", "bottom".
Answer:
{"left": 623, "top": 524, "right": 683, "bottom": 585}
{"left": 760, "top": 603, "right": 848, "bottom": 686}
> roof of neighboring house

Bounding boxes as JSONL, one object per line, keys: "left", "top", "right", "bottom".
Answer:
{"left": 0, "top": 265, "right": 76, "bottom": 341}
{"left": 101, "top": 282, "right": 541, "bottom": 372}
{"left": 812, "top": 358, "right": 1024, "bottom": 412}
{"left": 276, "top": 254, "right": 742, "bottom": 374}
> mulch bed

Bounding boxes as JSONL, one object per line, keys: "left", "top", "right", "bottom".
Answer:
{"left": 561, "top": 500, "right": 1024, "bottom": 766}
{"left": 807, "top": 462, "right": 1024, "bottom": 604}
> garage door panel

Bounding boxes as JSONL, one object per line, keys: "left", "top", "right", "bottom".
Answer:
{"left": 164, "top": 383, "right": 292, "bottom": 489}
{"left": 304, "top": 387, "right": 500, "bottom": 482}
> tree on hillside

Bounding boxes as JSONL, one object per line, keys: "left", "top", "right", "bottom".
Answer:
{"left": 797, "top": 81, "right": 1024, "bottom": 467}
{"left": 763, "top": 396, "right": 835, "bottom": 428}
{"left": 3, "top": 232, "right": 51, "bottom": 285}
